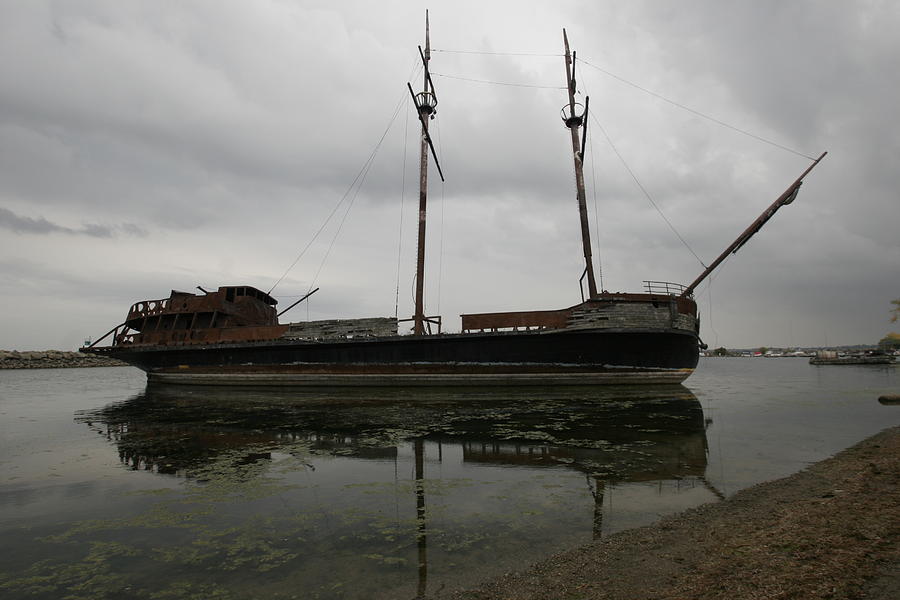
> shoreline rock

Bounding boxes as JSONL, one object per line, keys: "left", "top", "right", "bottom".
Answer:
{"left": 0, "top": 349, "right": 127, "bottom": 369}
{"left": 450, "top": 426, "right": 900, "bottom": 600}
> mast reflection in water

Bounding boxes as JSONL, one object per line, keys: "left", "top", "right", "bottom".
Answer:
{"left": 74, "top": 385, "right": 713, "bottom": 599}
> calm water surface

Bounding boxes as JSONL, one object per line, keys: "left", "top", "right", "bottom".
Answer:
{"left": 1, "top": 358, "right": 897, "bottom": 599}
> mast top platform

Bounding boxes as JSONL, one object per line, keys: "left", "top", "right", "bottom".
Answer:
{"left": 561, "top": 103, "right": 585, "bottom": 128}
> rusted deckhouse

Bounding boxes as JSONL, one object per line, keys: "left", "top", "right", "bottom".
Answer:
{"left": 120, "top": 287, "right": 284, "bottom": 346}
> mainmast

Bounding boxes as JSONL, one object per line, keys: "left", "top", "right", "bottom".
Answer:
{"left": 562, "top": 30, "right": 599, "bottom": 300}
{"left": 409, "top": 11, "right": 443, "bottom": 335}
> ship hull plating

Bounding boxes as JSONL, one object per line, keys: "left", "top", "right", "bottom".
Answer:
{"left": 97, "top": 327, "right": 700, "bottom": 386}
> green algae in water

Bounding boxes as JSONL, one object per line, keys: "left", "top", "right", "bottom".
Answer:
{"left": 2, "top": 383, "right": 722, "bottom": 599}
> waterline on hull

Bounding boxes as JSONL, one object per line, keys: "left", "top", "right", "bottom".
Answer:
{"left": 147, "top": 369, "right": 695, "bottom": 386}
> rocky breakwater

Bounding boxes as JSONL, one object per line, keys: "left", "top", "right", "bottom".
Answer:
{"left": 0, "top": 350, "right": 126, "bottom": 369}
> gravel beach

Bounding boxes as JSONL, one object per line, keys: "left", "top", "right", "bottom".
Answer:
{"left": 450, "top": 426, "right": 900, "bottom": 600}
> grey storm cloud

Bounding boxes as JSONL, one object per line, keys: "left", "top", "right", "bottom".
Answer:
{"left": 0, "top": 0, "right": 898, "bottom": 351}
{"left": 0, "top": 206, "right": 146, "bottom": 238}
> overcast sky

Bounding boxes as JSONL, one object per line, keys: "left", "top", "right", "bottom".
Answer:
{"left": 1, "top": 0, "right": 898, "bottom": 351}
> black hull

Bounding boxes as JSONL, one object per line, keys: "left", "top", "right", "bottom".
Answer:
{"left": 90, "top": 327, "right": 700, "bottom": 386}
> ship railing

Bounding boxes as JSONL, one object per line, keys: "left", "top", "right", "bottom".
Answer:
{"left": 127, "top": 298, "right": 173, "bottom": 319}
{"left": 83, "top": 323, "right": 124, "bottom": 348}
{"left": 82, "top": 322, "right": 137, "bottom": 348}
{"left": 461, "top": 309, "right": 570, "bottom": 333}
{"left": 643, "top": 281, "right": 691, "bottom": 297}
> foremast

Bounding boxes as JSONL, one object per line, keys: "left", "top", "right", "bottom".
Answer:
{"left": 562, "top": 30, "right": 599, "bottom": 300}
{"left": 408, "top": 11, "right": 444, "bottom": 335}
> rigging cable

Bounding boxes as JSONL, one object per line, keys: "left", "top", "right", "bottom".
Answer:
{"left": 268, "top": 60, "right": 422, "bottom": 297}
{"left": 394, "top": 93, "right": 411, "bottom": 320}
{"left": 396, "top": 57, "right": 426, "bottom": 318}
{"left": 307, "top": 172, "right": 363, "bottom": 292}
{"left": 305, "top": 89, "right": 414, "bottom": 294}
{"left": 431, "top": 72, "right": 564, "bottom": 90}
{"left": 589, "top": 110, "right": 708, "bottom": 270}
{"left": 267, "top": 178, "right": 354, "bottom": 296}
{"left": 575, "top": 56, "right": 817, "bottom": 161}
{"left": 426, "top": 49, "right": 812, "bottom": 158}
{"left": 434, "top": 115, "right": 446, "bottom": 315}
{"left": 586, "top": 122, "right": 604, "bottom": 291}
{"left": 432, "top": 49, "right": 563, "bottom": 57}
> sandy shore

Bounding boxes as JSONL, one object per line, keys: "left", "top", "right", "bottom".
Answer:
{"left": 450, "top": 426, "right": 899, "bottom": 600}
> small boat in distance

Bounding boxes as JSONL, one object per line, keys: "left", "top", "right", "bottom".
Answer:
{"left": 810, "top": 350, "right": 895, "bottom": 365}
{"left": 82, "top": 17, "right": 826, "bottom": 386}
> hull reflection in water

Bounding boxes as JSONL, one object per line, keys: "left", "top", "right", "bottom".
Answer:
{"left": 79, "top": 385, "right": 709, "bottom": 485}
{"left": 75, "top": 385, "right": 712, "bottom": 599}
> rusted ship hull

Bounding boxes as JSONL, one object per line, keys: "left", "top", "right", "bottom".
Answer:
{"left": 92, "top": 327, "right": 699, "bottom": 386}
